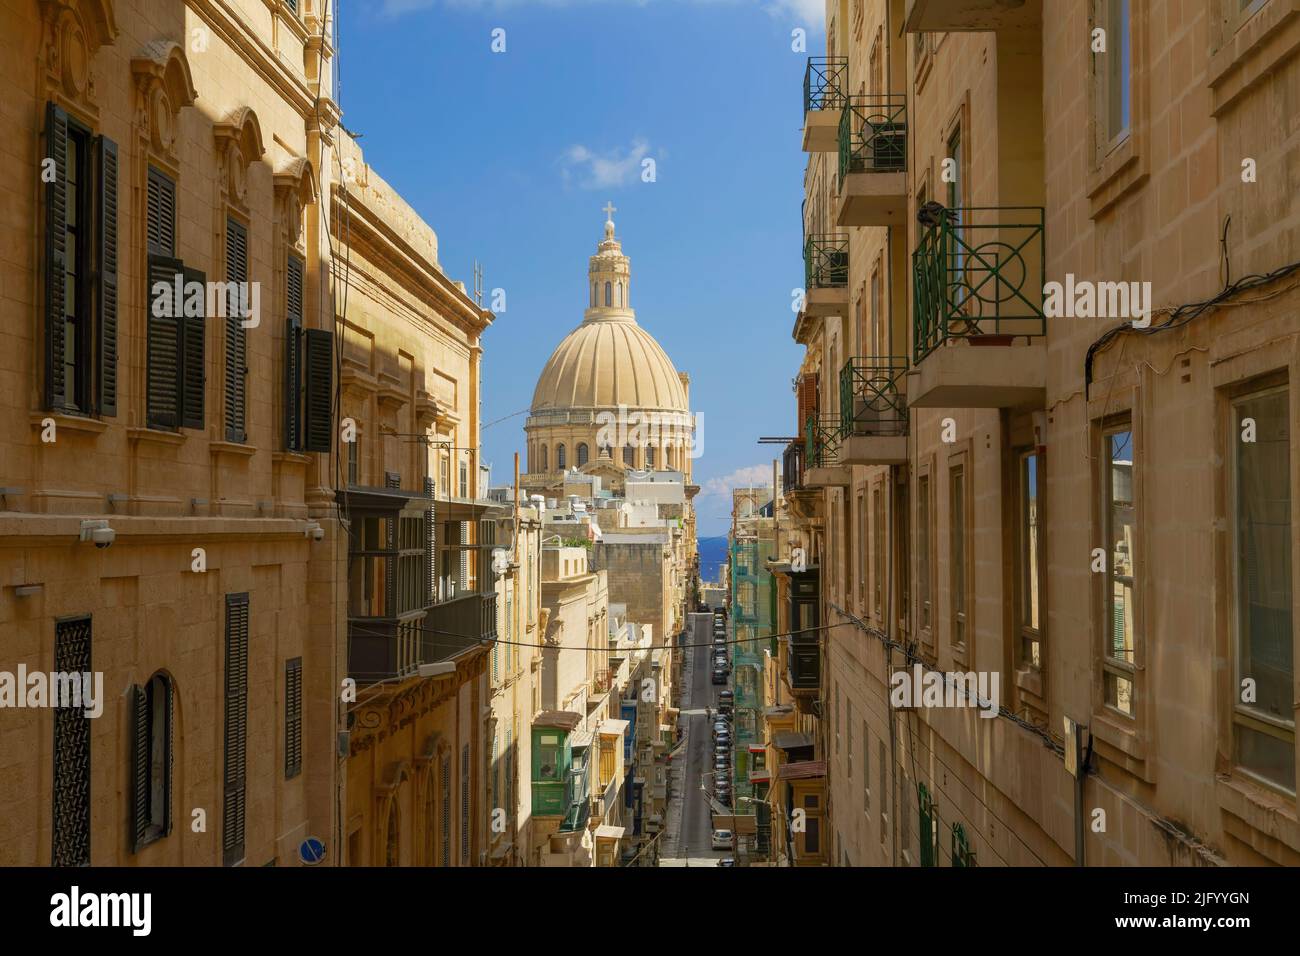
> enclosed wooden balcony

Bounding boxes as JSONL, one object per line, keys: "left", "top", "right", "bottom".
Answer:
{"left": 802, "top": 57, "right": 847, "bottom": 152}
{"left": 910, "top": 206, "right": 1046, "bottom": 408}
{"left": 836, "top": 95, "right": 908, "bottom": 227}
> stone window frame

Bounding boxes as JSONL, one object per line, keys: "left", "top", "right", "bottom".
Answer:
{"left": 916, "top": 454, "right": 937, "bottom": 659}
{"left": 1207, "top": 0, "right": 1300, "bottom": 116}
{"left": 1086, "top": 0, "right": 1150, "bottom": 219}
{"left": 945, "top": 440, "right": 973, "bottom": 670}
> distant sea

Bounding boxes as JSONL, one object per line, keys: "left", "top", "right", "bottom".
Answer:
{"left": 697, "top": 536, "right": 728, "bottom": 584}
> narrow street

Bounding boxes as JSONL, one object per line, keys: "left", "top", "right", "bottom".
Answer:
{"left": 660, "top": 611, "right": 728, "bottom": 866}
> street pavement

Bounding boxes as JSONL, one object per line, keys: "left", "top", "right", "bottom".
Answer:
{"left": 660, "top": 611, "right": 730, "bottom": 866}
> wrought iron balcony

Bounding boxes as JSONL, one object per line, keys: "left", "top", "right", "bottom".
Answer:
{"left": 837, "top": 95, "right": 908, "bottom": 226}
{"left": 782, "top": 440, "right": 806, "bottom": 492}
{"left": 804, "top": 413, "right": 842, "bottom": 469}
{"left": 839, "top": 357, "right": 908, "bottom": 438}
{"left": 912, "top": 206, "right": 1045, "bottom": 364}
{"left": 803, "top": 56, "right": 848, "bottom": 114}
{"left": 839, "top": 94, "right": 907, "bottom": 181}
{"left": 804, "top": 235, "right": 848, "bottom": 290}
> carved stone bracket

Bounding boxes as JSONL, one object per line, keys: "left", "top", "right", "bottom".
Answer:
{"left": 273, "top": 155, "right": 317, "bottom": 250}
{"left": 213, "top": 106, "right": 265, "bottom": 209}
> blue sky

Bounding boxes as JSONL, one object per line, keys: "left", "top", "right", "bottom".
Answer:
{"left": 337, "top": 0, "right": 823, "bottom": 535}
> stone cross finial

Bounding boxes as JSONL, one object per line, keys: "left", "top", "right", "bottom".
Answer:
{"left": 603, "top": 201, "right": 617, "bottom": 222}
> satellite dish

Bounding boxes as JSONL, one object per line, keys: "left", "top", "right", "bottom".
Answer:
{"left": 299, "top": 837, "right": 326, "bottom": 865}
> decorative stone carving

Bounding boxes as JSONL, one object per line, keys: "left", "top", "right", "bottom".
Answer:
{"left": 214, "top": 106, "right": 265, "bottom": 209}
{"left": 41, "top": 0, "right": 118, "bottom": 108}
{"left": 130, "top": 41, "right": 198, "bottom": 161}
{"left": 273, "top": 156, "right": 317, "bottom": 249}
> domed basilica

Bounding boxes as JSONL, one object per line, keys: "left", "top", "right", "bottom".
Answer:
{"left": 525, "top": 209, "right": 695, "bottom": 489}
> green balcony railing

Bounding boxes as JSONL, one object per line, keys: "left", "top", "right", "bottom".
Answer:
{"left": 838, "top": 94, "right": 907, "bottom": 187}
{"left": 839, "top": 356, "right": 908, "bottom": 438}
{"left": 804, "top": 234, "right": 849, "bottom": 290}
{"left": 912, "top": 206, "right": 1046, "bottom": 364}
{"left": 804, "top": 413, "right": 842, "bottom": 468}
{"left": 803, "top": 56, "right": 848, "bottom": 114}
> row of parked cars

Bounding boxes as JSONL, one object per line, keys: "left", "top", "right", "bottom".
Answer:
{"left": 711, "top": 612, "right": 729, "bottom": 686}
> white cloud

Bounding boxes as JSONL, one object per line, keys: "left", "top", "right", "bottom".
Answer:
{"left": 560, "top": 139, "right": 653, "bottom": 190}
{"left": 699, "top": 464, "right": 775, "bottom": 500}
{"left": 764, "top": 0, "right": 824, "bottom": 23}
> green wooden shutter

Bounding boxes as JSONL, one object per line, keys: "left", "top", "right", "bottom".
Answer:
{"left": 146, "top": 255, "right": 183, "bottom": 429}
{"left": 163, "top": 678, "right": 174, "bottom": 837}
{"left": 424, "top": 477, "right": 437, "bottom": 606}
{"left": 284, "top": 255, "right": 304, "bottom": 450}
{"left": 285, "top": 657, "right": 302, "bottom": 779}
{"left": 128, "top": 683, "right": 148, "bottom": 853}
{"left": 223, "top": 593, "right": 249, "bottom": 866}
{"left": 95, "top": 135, "right": 118, "bottom": 416}
{"left": 224, "top": 219, "right": 248, "bottom": 442}
{"left": 180, "top": 266, "right": 206, "bottom": 429}
{"left": 146, "top": 167, "right": 175, "bottom": 255}
{"left": 460, "top": 744, "right": 471, "bottom": 865}
{"left": 44, "top": 102, "right": 68, "bottom": 411}
{"left": 303, "top": 327, "right": 333, "bottom": 454}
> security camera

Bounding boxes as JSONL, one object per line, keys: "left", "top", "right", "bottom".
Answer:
{"left": 304, "top": 521, "right": 324, "bottom": 541}
{"left": 92, "top": 526, "right": 116, "bottom": 549}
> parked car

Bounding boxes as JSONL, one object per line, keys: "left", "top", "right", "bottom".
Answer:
{"left": 713, "top": 720, "right": 728, "bottom": 733}
{"left": 711, "top": 829, "right": 734, "bottom": 851}
{"left": 711, "top": 668, "right": 728, "bottom": 685}
{"left": 719, "top": 690, "right": 734, "bottom": 701}
{"left": 717, "top": 858, "right": 737, "bottom": 867}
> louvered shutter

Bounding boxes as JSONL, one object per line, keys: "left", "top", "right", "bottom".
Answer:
{"left": 440, "top": 755, "right": 451, "bottom": 866}
{"left": 303, "top": 327, "right": 333, "bottom": 453}
{"left": 223, "top": 593, "right": 249, "bottom": 866}
{"left": 180, "top": 266, "right": 205, "bottom": 429}
{"left": 44, "top": 102, "right": 68, "bottom": 411}
{"left": 224, "top": 220, "right": 248, "bottom": 442}
{"left": 284, "top": 255, "right": 304, "bottom": 451}
{"left": 147, "top": 255, "right": 183, "bottom": 429}
{"left": 285, "top": 657, "right": 302, "bottom": 779}
{"left": 163, "top": 678, "right": 174, "bottom": 837}
{"left": 146, "top": 167, "right": 175, "bottom": 255}
{"left": 128, "top": 684, "right": 148, "bottom": 853}
{"left": 424, "top": 476, "right": 436, "bottom": 606}
{"left": 460, "top": 745, "right": 470, "bottom": 865}
{"left": 95, "top": 135, "right": 118, "bottom": 416}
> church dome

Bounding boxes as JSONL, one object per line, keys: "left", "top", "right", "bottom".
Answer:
{"left": 532, "top": 319, "right": 688, "bottom": 412}
{"left": 530, "top": 213, "right": 689, "bottom": 414}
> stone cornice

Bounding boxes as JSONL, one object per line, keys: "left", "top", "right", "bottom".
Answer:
{"left": 188, "top": 0, "right": 317, "bottom": 116}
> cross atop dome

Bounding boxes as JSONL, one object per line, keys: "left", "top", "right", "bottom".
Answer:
{"left": 603, "top": 201, "right": 617, "bottom": 223}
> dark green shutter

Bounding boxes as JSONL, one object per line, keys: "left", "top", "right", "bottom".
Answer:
{"left": 146, "top": 167, "right": 175, "bottom": 255}
{"left": 146, "top": 255, "right": 183, "bottom": 429}
{"left": 425, "top": 477, "right": 436, "bottom": 606}
{"left": 44, "top": 102, "right": 68, "bottom": 411}
{"left": 224, "top": 219, "right": 248, "bottom": 443}
{"left": 163, "top": 678, "right": 174, "bottom": 837}
{"left": 303, "top": 327, "right": 333, "bottom": 453}
{"left": 180, "top": 266, "right": 206, "bottom": 429}
{"left": 285, "top": 657, "right": 302, "bottom": 779}
{"left": 284, "top": 256, "right": 304, "bottom": 450}
{"left": 95, "top": 135, "right": 118, "bottom": 416}
{"left": 223, "top": 593, "right": 249, "bottom": 866}
{"left": 128, "top": 683, "right": 148, "bottom": 853}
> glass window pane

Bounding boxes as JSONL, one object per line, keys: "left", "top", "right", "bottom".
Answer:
{"left": 1233, "top": 387, "right": 1294, "bottom": 791}
{"left": 1106, "top": 429, "right": 1135, "bottom": 667}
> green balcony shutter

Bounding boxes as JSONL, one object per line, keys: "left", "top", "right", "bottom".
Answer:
{"left": 303, "top": 327, "right": 333, "bottom": 453}
{"left": 285, "top": 657, "right": 302, "bottom": 779}
{"left": 223, "top": 593, "right": 249, "bottom": 866}
{"left": 95, "top": 135, "right": 118, "bottom": 416}
{"left": 224, "top": 219, "right": 248, "bottom": 442}
{"left": 424, "top": 477, "right": 437, "bottom": 606}
{"left": 44, "top": 102, "right": 68, "bottom": 411}
{"left": 163, "top": 678, "right": 174, "bottom": 837}
{"left": 146, "top": 255, "right": 183, "bottom": 429}
{"left": 179, "top": 266, "right": 206, "bottom": 429}
{"left": 284, "top": 255, "right": 304, "bottom": 450}
{"left": 128, "top": 684, "right": 148, "bottom": 853}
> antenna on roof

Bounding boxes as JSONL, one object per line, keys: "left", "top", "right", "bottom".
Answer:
{"left": 472, "top": 259, "right": 483, "bottom": 307}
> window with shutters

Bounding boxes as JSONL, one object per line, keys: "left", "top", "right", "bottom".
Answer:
{"left": 129, "top": 673, "right": 173, "bottom": 852}
{"left": 1100, "top": 417, "right": 1136, "bottom": 718}
{"left": 556, "top": 444, "right": 566, "bottom": 470}
{"left": 440, "top": 754, "right": 452, "bottom": 866}
{"left": 460, "top": 744, "right": 471, "bottom": 865}
{"left": 285, "top": 657, "right": 303, "bottom": 779}
{"left": 145, "top": 166, "right": 204, "bottom": 431}
{"left": 224, "top": 218, "right": 249, "bottom": 442}
{"left": 43, "top": 104, "right": 119, "bottom": 418}
{"left": 52, "top": 616, "right": 92, "bottom": 867}
{"left": 284, "top": 254, "right": 305, "bottom": 451}
{"left": 223, "top": 593, "right": 249, "bottom": 866}
{"left": 303, "top": 327, "right": 333, "bottom": 453}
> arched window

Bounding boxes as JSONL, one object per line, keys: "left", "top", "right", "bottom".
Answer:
{"left": 541, "top": 445, "right": 548, "bottom": 472}
{"left": 623, "top": 445, "right": 635, "bottom": 466}
{"left": 129, "top": 672, "right": 173, "bottom": 853}
{"left": 604, "top": 281, "right": 612, "bottom": 307}
{"left": 557, "top": 444, "right": 566, "bottom": 470}
{"left": 577, "top": 443, "right": 589, "bottom": 466}
{"left": 385, "top": 804, "right": 399, "bottom": 866}
{"left": 646, "top": 445, "right": 655, "bottom": 468}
